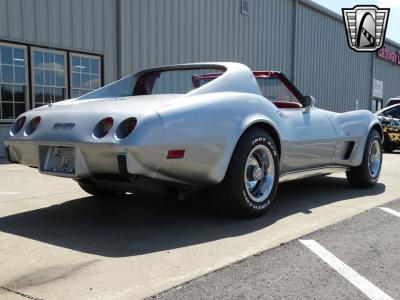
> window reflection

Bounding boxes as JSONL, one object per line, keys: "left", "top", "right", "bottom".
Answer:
{"left": 15, "top": 67, "right": 25, "bottom": 84}
{"left": 1, "top": 46, "right": 13, "bottom": 65}
{"left": 70, "top": 54, "right": 101, "bottom": 97}
{"left": 1, "top": 85, "right": 13, "bottom": 101}
{"left": 14, "top": 103, "right": 25, "bottom": 117}
{"left": 0, "top": 44, "right": 27, "bottom": 119}
{"left": 2, "top": 102, "right": 13, "bottom": 119}
{"left": 32, "top": 48, "right": 67, "bottom": 107}
{"left": 0, "top": 44, "right": 101, "bottom": 119}
{"left": 2, "top": 65, "right": 13, "bottom": 83}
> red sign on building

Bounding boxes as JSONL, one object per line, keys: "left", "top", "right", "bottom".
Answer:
{"left": 377, "top": 47, "right": 400, "bottom": 66}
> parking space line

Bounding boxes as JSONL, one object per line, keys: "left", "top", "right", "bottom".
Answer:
{"left": 299, "top": 239, "right": 394, "bottom": 300}
{"left": 379, "top": 207, "right": 400, "bottom": 218}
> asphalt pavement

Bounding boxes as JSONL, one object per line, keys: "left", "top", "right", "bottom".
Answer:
{"left": 154, "top": 198, "right": 400, "bottom": 300}
{"left": 0, "top": 152, "right": 399, "bottom": 299}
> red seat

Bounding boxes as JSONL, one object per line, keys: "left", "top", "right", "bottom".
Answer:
{"left": 272, "top": 101, "right": 302, "bottom": 109}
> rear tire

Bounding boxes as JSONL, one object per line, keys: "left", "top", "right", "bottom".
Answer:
{"left": 77, "top": 180, "right": 125, "bottom": 198}
{"left": 346, "top": 129, "right": 382, "bottom": 188}
{"left": 213, "top": 128, "right": 280, "bottom": 218}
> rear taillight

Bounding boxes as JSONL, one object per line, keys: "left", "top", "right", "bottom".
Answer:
{"left": 25, "top": 116, "right": 41, "bottom": 135}
{"left": 115, "top": 118, "right": 137, "bottom": 139}
{"left": 10, "top": 116, "right": 26, "bottom": 135}
{"left": 93, "top": 117, "right": 113, "bottom": 138}
{"left": 167, "top": 149, "right": 185, "bottom": 159}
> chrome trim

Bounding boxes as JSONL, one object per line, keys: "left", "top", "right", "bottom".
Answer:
{"left": 244, "top": 144, "right": 275, "bottom": 203}
{"left": 368, "top": 140, "right": 381, "bottom": 178}
{"left": 279, "top": 166, "right": 349, "bottom": 183}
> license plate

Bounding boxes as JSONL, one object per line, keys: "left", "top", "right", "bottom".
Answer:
{"left": 39, "top": 146, "right": 76, "bottom": 175}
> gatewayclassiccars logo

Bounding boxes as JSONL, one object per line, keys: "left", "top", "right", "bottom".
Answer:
{"left": 342, "top": 5, "right": 390, "bottom": 52}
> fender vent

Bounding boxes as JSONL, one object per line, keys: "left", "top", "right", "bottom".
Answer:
{"left": 344, "top": 142, "right": 355, "bottom": 160}
{"left": 241, "top": 0, "right": 250, "bottom": 15}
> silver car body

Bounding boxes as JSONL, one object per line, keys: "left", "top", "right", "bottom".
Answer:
{"left": 5, "top": 62, "right": 382, "bottom": 188}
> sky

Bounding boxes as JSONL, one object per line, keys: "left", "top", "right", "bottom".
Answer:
{"left": 311, "top": 0, "right": 400, "bottom": 44}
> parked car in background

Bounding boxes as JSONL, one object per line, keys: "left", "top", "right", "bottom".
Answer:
{"left": 376, "top": 103, "right": 400, "bottom": 152}
{"left": 5, "top": 62, "right": 383, "bottom": 218}
{"left": 386, "top": 97, "right": 400, "bottom": 107}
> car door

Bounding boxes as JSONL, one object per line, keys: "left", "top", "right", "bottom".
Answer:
{"left": 277, "top": 106, "right": 337, "bottom": 173}
{"left": 381, "top": 105, "right": 400, "bottom": 144}
{"left": 256, "top": 73, "right": 337, "bottom": 174}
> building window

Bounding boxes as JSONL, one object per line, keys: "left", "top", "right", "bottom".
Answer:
{"left": 70, "top": 54, "right": 101, "bottom": 98}
{"left": 32, "top": 48, "right": 67, "bottom": 108}
{"left": 372, "top": 98, "right": 383, "bottom": 113}
{"left": 0, "top": 43, "right": 28, "bottom": 120}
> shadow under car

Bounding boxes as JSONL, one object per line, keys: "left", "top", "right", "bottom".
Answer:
{"left": 0, "top": 176, "right": 385, "bottom": 257}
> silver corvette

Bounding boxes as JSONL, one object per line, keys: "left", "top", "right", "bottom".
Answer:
{"left": 5, "top": 62, "right": 383, "bottom": 217}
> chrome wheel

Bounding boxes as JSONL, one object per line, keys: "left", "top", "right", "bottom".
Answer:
{"left": 244, "top": 145, "right": 275, "bottom": 203}
{"left": 368, "top": 140, "right": 381, "bottom": 178}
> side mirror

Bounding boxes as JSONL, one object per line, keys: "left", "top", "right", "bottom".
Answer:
{"left": 303, "top": 95, "right": 316, "bottom": 112}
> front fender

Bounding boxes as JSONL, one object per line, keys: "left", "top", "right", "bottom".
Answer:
{"left": 325, "top": 110, "right": 381, "bottom": 166}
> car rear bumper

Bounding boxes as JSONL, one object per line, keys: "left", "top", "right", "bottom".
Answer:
{"left": 4, "top": 139, "right": 217, "bottom": 186}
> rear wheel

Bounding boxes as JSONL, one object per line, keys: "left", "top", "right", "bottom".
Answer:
{"left": 214, "top": 128, "right": 279, "bottom": 218}
{"left": 77, "top": 180, "right": 125, "bottom": 198}
{"left": 346, "top": 129, "right": 382, "bottom": 187}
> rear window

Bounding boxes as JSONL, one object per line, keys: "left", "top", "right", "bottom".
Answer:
{"left": 383, "top": 105, "right": 400, "bottom": 118}
{"left": 134, "top": 68, "right": 225, "bottom": 95}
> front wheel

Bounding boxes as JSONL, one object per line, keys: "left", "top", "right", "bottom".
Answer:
{"left": 213, "top": 128, "right": 280, "bottom": 218}
{"left": 346, "top": 129, "right": 382, "bottom": 188}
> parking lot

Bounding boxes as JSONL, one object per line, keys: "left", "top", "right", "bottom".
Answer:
{"left": 155, "top": 198, "right": 400, "bottom": 300}
{"left": 0, "top": 152, "right": 399, "bottom": 300}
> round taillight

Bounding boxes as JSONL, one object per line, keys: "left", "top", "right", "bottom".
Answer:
{"left": 25, "top": 116, "right": 41, "bottom": 135}
{"left": 10, "top": 116, "right": 26, "bottom": 135}
{"left": 115, "top": 118, "right": 137, "bottom": 139}
{"left": 93, "top": 117, "right": 113, "bottom": 138}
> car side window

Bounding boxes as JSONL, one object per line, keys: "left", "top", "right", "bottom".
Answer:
{"left": 388, "top": 100, "right": 400, "bottom": 107}
{"left": 383, "top": 106, "right": 400, "bottom": 119}
{"left": 256, "top": 77, "right": 301, "bottom": 104}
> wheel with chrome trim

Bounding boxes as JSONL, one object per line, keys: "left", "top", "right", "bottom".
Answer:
{"left": 214, "top": 128, "right": 279, "bottom": 218}
{"left": 346, "top": 129, "right": 382, "bottom": 188}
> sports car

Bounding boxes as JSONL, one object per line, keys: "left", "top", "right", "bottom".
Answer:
{"left": 386, "top": 97, "right": 400, "bottom": 108}
{"left": 376, "top": 103, "right": 400, "bottom": 152}
{"left": 5, "top": 62, "right": 383, "bottom": 217}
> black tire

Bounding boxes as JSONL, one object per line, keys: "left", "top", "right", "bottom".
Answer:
{"left": 213, "top": 128, "right": 280, "bottom": 218}
{"left": 346, "top": 129, "right": 382, "bottom": 188}
{"left": 77, "top": 180, "right": 125, "bottom": 198}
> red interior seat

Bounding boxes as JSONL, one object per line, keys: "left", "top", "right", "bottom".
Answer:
{"left": 272, "top": 101, "right": 302, "bottom": 109}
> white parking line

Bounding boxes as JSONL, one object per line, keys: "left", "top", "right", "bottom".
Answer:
{"left": 379, "top": 207, "right": 400, "bottom": 218}
{"left": 299, "top": 239, "right": 394, "bottom": 300}
{"left": 0, "top": 192, "right": 22, "bottom": 195}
